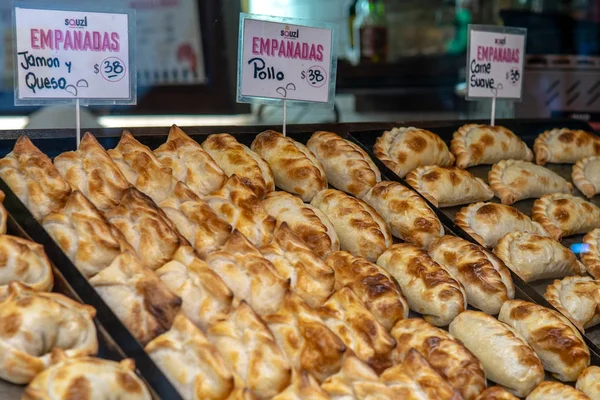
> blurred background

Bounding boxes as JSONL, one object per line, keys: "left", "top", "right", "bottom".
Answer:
{"left": 1, "top": 0, "right": 600, "bottom": 129}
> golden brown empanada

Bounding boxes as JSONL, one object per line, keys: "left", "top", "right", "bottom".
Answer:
{"left": 576, "top": 366, "right": 600, "bottom": 399}
{"left": 390, "top": 318, "right": 486, "bottom": 400}
{"left": 475, "top": 387, "right": 518, "bottom": 400}
{"left": 145, "top": 313, "right": 234, "bottom": 400}
{"left": 260, "top": 223, "right": 334, "bottom": 308}
{"left": 272, "top": 369, "right": 330, "bottom": 400}
{"left": 429, "top": 235, "right": 515, "bottom": 315}
{"left": 325, "top": 250, "right": 408, "bottom": 330}
{"left": 307, "top": 130, "right": 381, "bottom": 198}
{"left": 535, "top": 128, "right": 600, "bottom": 165}
{"left": 321, "top": 354, "right": 392, "bottom": 399}
{"left": 545, "top": 276, "right": 600, "bottom": 332}
{"left": 261, "top": 191, "right": 339, "bottom": 258}
{"left": 489, "top": 160, "right": 573, "bottom": 204}
{"left": 377, "top": 243, "right": 466, "bottom": 326}
{"left": 533, "top": 193, "right": 600, "bottom": 241}
{"left": 54, "top": 132, "right": 130, "bottom": 212}
{"left": 527, "top": 381, "right": 590, "bottom": 400}
{"left": 89, "top": 251, "right": 181, "bottom": 345}
{"left": 451, "top": 124, "right": 533, "bottom": 168}
{"left": 0, "top": 136, "right": 71, "bottom": 220}
{"left": 263, "top": 291, "right": 346, "bottom": 383}
{"left": 311, "top": 188, "right": 392, "bottom": 262}
{"left": 572, "top": 156, "right": 600, "bottom": 198}
{"left": 251, "top": 130, "right": 327, "bottom": 202}
{"left": 362, "top": 180, "right": 444, "bottom": 248}
{"left": 449, "top": 310, "right": 544, "bottom": 397}
{"left": 154, "top": 125, "right": 226, "bottom": 196}
{"left": 207, "top": 301, "right": 291, "bottom": 399}
{"left": 455, "top": 202, "right": 549, "bottom": 248}
{"left": 374, "top": 127, "right": 454, "bottom": 177}
{"left": 495, "top": 231, "right": 586, "bottom": 282}
{"left": 406, "top": 165, "right": 494, "bottom": 207}
{"left": 0, "top": 282, "right": 98, "bottom": 384}
{"left": 582, "top": 228, "right": 600, "bottom": 279}
{"left": 499, "top": 300, "right": 590, "bottom": 382}
{"left": 202, "top": 133, "right": 274, "bottom": 199}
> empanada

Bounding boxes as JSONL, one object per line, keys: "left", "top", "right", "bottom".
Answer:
{"left": 406, "top": 165, "right": 494, "bottom": 207}
{"left": 545, "top": 276, "right": 600, "bottom": 332}
{"left": 260, "top": 223, "right": 334, "bottom": 308}
{"left": 145, "top": 313, "right": 234, "bottom": 400}
{"left": 362, "top": 181, "right": 444, "bottom": 248}
{"left": 205, "top": 230, "right": 287, "bottom": 316}
{"left": 429, "top": 235, "right": 515, "bottom": 315}
{"left": 374, "top": 127, "right": 454, "bottom": 177}
{"left": 576, "top": 366, "right": 600, "bottom": 399}
{"left": 262, "top": 191, "right": 339, "bottom": 258}
{"left": 89, "top": 251, "right": 182, "bottom": 345}
{"left": 154, "top": 125, "right": 226, "bottom": 196}
{"left": 311, "top": 189, "right": 392, "bottom": 262}
{"left": 582, "top": 228, "right": 600, "bottom": 279}
{"left": 377, "top": 243, "right": 466, "bottom": 326}
{"left": 527, "top": 381, "right": 590, "bottom": 400}
{"left": 573, "top": 156, "right": 600, "bottom": 198}
{"left": 207, "top": 301, "right": 291, "bottom": 399}
{"left": 272, "top": 369, "right": 330, "bottom": 400}
{"left": 449, "top": 310, "right": 544, "bottom": 397}
{"left": 54, "top": 132, "right": 130, "bottom": 212}
{"left": 321, "top": 354, "right": 392, "bottom": 399}
{"left": 0, "top": 282, "right": 98, "bottom": 384}
{"left": 0, "top": 136, "right": 71, "bottom": 220}
{"left": 318, "top": 287, "right": 396, "bottom": 373}
{"left": 451, "top": 124, "right": 533, "bottom": 168}
{"left": 307, "top": 131, "right": 381, "bottom": 198}
{"left": 0, "top": 191, "right": 6, "bottom": 234}
{"left": 263, "top": 291, "right": 346, "bottom": 383}
{"left": 155, "top": 246, "right": 233, "bottom": 331}
{"left": 489, "top": 160, "right": 573, "bottom": 204}
{"left": 533, "top": 193, "right": 600, "bottom": 240}
{"left": 325, "top": 250, "right": 408, "bottom": 330}
{"left": 534, "top": 128, "right": 600, "bottom": 165}
{"left": 251, "top": 130, "right": 327, "bottom": 201}
{"left": 390, "top": 318, "right": 486, "bottom": 400}
{"left": 455, "top": 202, "right": 549, "bottom": 248}
{"left": 475, "top": 387, "right": 518, "bottom": 400}
{"left": 204, "top": 174, "right": 276, "bottom": 248}
{"left": 202, "top": 133, "right": 274, "bottom": 199}
{"left": 495, "top": 231, "right": 586, "bottom": 282}
{"left": 499, "top": 300, "right": 590, "bottom": 382}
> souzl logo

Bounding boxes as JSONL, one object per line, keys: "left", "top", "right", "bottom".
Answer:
{"left": 495, "top": 37, "right": 506, "bottom": 45}
{"left": 280, "top": 25, "right": 299, "bottom": 39}
{"left": 65, "top": 16, "right": 88, "bottom": 28}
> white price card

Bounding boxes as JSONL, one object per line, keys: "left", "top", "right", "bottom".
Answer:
{"left": 466, "top": 25, "right": 527, "bottom": 100}
{"left": 13, "top": 4, "right": 136, "bottom": 105}
{"left": 237, "top": 13, "right": 338, "bottom": 108}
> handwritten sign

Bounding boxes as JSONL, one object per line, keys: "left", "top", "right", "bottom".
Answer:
{"left": 14, "top": 5, "right": 135, "bottom": 105}
{"left": 237, "top": 14, "right": 337, "bottom": 108}
{"left": 466, "top": 25, "right": 527, "bottom": 100}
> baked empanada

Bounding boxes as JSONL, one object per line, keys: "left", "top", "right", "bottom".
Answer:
{"left": 262, "top": 191, "right": 339, "bottom": 258}
{"left": 475, "top": 387, "right": 518, "bottom": 400}
{"left": 576, "top": 366, "right": 600, "bottom": 399}
{"left": 406, "top": 165, "right": 494, "bottom": 207}
{"left": 89, "top": 251, "right": 182, "bottom": 345}
{"left": 311, "top": 189, "right": 392, "bottom": 262}
{"left": 374, "top": 127, "right": 454, "bottom": 177}
{"left": 545, "top": 276, "right": 600, "bottom": 332}
{"left": 429, "top": 235, "right": 515, "bottom": 315}
{"left": 451, "top": 124, "right": 533, "bottom": 168}
{"left": 207, "top": 301, "right": 291, "bottom": 399}
{"left": 495, "top": 231, "right": 586, "bottom": 282}
{"left": 251, "top": 130, "right": 327, "bottom": 201}
{"left": 260, "top": 223, "right": 334, "bottom": 308}
{"left": 0, "top": 136, "right": 71, "bottom": 220}
{"left": 377, "top": 243, "right": 466, "bottom": 326}
{"left": 499, "top": 300, "right": 590, "bottom": 382}
{"left": 325, "top": 250, "right": 408, "bottom": 330}
{"left": 362, "top": 180, "right": 444, "bottom": 248}
{"left": 390, "top": 318, "right": 486, "bottom": 400}
{"left": 489, "top": 160, "right": 573, "bottom": 204}
{"left": 573, "top": 156, "right": 600, "bottom": 198}
{"left": 307, "top": 131, "right": 381, "bottom": 198}
{"left": 449, "top": 310, "right": 544, "bottom": 397}
{"left": 54, "top": 132, "right": 130, "bottom": 212}
{"left": 582, "top": 228, "right": 600, "bottom": 279}
{"left": 527, "top": 381, "right": 590, "bottom": 400}
{"left": 533, "top": 193, "right": 600, "bottom": 240}
{"left": 272, "top": 369, "right": 330, "bottom": 400}
{"left": 0, "top": 282, "right": 98, "bottom": 384}
{"left": 455, "top": 202, "right": 549, "bottom": 248}
{"left": 535, "top": 128, "right": 600, "bottom": 165}
{"left": 321, "top": 354, "right": 392, "bottom": 399}
{"left": 154, "top": 125, "right": 226, "bottom": 196}
{"left": 202, "top": 133, "right": 274, "bottom": 199}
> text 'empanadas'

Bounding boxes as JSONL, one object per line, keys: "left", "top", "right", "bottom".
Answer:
{"left": 572, "top": 156, "right": 600, "bottom": 198}
{"left": 534, "top": 128, "right": 600, "bottom": 165}
{"left": 545, "top": 276, "right": 600, "bottom": 332}
{"left": 533, "top": 193, "right": 600, "bottom": 241}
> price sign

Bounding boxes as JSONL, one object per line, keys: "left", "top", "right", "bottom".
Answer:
{"left": 13, "top": 4, "right": 136, "bottom": 105}
{"left": 237, "top": 14, "right": 338, "bottom": 108}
